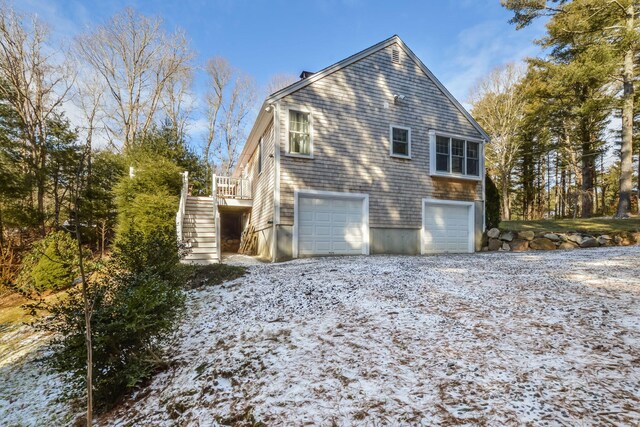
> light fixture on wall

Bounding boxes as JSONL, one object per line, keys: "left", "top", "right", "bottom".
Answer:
{"left": 393, "top": 94, "right": 405, "bottom": 105}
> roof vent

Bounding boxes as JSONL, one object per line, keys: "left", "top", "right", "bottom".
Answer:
{"left": 391, "top": 48, "right": 400, "bottom": 64}
{"left": 299, "top": 71, "right": 315, "bottom": 79}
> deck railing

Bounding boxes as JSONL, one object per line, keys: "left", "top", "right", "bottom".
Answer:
{"left": 176, "top": 171, "right": 189, "bottom": 242}
{"left": 213, "top": 175, "right": 252, "bottom": 200}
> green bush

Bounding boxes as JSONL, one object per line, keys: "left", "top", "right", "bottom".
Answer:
{"left": 113, "top": 156, "right": 181, "bottom": 240}
{"left": 16, "top": 231, "right": 84, "bottom": 294}
{"left": 485, "top": 174, "right": 501, "bottom": 229}
{"left": 35, "top": 230, "right": 185, "bottom": 412}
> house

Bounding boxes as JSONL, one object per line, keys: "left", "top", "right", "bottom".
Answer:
{"left": 177, "top": 35, "right": 489, "bottom": 263}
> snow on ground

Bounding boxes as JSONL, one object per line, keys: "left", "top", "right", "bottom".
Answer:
{"left": 0, "top": 324, "right": 71, "bottom": 426}
{"left": 2, "top": 246, "right": 640, "bottom": 426}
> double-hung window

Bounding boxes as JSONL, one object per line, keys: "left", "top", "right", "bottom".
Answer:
{"left": 288, "top": 110, "right": 311, "bottom": 156}
{"left": 432, "top": 133, "right": 481, "bottom": 178}
{"left": 390, "top": 126, "right": 411, "bottom": 158}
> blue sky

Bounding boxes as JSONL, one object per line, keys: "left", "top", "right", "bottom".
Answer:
{"left": 15, "top": 0, "right": 547, "bottom": 146}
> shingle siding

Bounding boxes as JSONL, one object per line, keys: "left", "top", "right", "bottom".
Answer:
{"left": 246, "top": 120, "right": 275, "bottom": 232}
{"left": 276, "top": 43, "right": 483, "bottom": 229}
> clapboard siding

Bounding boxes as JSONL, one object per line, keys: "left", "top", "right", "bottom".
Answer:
{"left": 277, "top": 43, "right": 483, "bottom": 228}
{"left": 246, "top": 120, "right": 275, "bottom": 232}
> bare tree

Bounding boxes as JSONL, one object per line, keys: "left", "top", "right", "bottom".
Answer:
{"left": 161, "top": 67, "right": 193, "bottom": 143}
{"left": 470, "top": 63, "right": 527, "bottom": 221}
{"left": 0, "top": 3, "right": 72, "bottom": 233}
{"left": 203, "top": 57, "right": 256, "bottom": 177}
{"left": 265, "top": 73, "right": 298, "bottom": 96}
{"left": 75, "top": 8, "right": 193, "bottom": 150}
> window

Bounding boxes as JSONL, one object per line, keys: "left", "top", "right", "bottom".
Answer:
{"left": 436, "top": 135, "right": 450, "bottom": 172}
{"left": 432, "top": 133, "right": 481, "bottom": 178}
{"left": 467, "top": 141, "right": 479, "bottom": 176}
{"left": 288, "top": 110, "right": 311, "bottom": 156}
{"left": 390, "top": 126, "right": 411, "bottom": 158}
{"left": 257, "top": 137, "right": 263, "bottom": 174}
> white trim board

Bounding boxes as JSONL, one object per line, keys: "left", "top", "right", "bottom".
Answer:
{"left": 421, "top": 198, "right": 475, "bottom": 254}
{"left": 293, "top": 189, "right": 370, "bottom": 258}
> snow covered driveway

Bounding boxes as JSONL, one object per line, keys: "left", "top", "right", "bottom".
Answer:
{"left": 103, "top": 246, "right": 640, "bottom": 426}
{"left": 2, "top": 247, "right": 639, "bottom": 426}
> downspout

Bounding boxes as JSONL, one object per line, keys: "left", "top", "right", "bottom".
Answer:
{"left": 271, "top": 102, "right": 281, "bottom": 262}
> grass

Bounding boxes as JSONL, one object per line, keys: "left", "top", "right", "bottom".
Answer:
{"left": 500, "top": 217, "right": 640, "bottom": 234}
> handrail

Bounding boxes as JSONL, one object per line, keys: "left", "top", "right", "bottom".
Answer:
{"left": 176, "top": 171, "right": 189, "bottom": 242}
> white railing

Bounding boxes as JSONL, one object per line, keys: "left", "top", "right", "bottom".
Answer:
{"left": 213, "top": 175, "right": 252, "bottom": 200}
{"left": 176, "top": 171, "right": 189, "bottom": 242}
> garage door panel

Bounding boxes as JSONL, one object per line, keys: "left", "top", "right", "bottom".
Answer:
{"left": 298, "top": 194, "right": 365, "bottom": 256}
{"left": 422, "top": 202, "right": 472, "bottom": 254}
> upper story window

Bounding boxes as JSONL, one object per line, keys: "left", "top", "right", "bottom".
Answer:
{"left": 390, "top": 126, "right": 411, "bottom": 158}
{"left": 432, "top": 132, "right": 481, "bottom": 179}
{"left": 288, "top": 110, "right": 311, "bottom": 156}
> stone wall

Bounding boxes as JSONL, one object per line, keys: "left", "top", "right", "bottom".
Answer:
{"left": 483, "top": 228, "right": 640, "bottom": 252}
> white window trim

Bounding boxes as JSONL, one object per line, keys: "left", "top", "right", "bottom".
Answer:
{"left": 389, "top": 125, "right": 411, "bottom": 159}
{"left": 293, "top": 189, "right": 370, "bottom": 258}
{"left": 429, "top": 129, "right": 484, "bottom": 181}
{"left": 285, "top": 107, "right": 314, "bottom": 159}
{"left": 421, "top": 198, "right": 475, "bottom": 254}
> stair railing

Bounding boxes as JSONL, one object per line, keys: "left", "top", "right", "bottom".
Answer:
{"left": 176, "top": 171, "right": 189, "bottom": 242}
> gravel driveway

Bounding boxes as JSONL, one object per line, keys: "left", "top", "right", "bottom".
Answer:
{"left": 104, "top": 246, "right": 640, "bottom": 426}
{"left": 3, "top": 247, "right": 639, "bottom": 426}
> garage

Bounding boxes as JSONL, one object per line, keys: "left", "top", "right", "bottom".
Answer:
{"left": 294, "top": 191, "right": 369, "bottom": 257}
{"left": 422, "top": 199, "right": 474, "bottom": 254}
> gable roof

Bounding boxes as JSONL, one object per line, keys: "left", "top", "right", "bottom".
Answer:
{"left": 234, "top": 35, "right": 489, "bottom": 176}
{"left": 266, "top": 35, "right": 490, "bottom": 140}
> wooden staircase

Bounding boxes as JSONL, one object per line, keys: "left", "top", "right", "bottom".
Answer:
{"left": 181, "top": 196, "right": 219, "bottom": 264}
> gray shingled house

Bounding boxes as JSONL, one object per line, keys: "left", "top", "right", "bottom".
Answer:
{"left": 177, "top": 35, "right": 490, "bottom": 263}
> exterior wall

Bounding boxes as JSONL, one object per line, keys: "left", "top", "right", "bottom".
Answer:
{"left": 245, "top": 119, "right": 275, "bottom": 259}
{"left": 274, "top": 42, "right": 484, "bottom": 258}
{"left": 370, "top": 227, "right": 419, "bottom": 255}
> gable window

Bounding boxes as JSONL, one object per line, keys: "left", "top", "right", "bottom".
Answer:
{"left": 432, "top": 132, "right": 481, "bottom": 179}
{"left": 390, "top": 126, "right": 411, "bottom": 158}
{"left": 257, "top": 137, "right": 263, "bottom": 174}
{"left": 288, "top": 110, "right": 311, "bottom": 156}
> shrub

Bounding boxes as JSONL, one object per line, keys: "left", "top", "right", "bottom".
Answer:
{"left": 35, "top": 230, "right": 185, "bottom": 412}
{"left": 16, "top": 231, "right": 84, "bottom": 294}
{"left": 113, "top": 156, "right": 181, "bottom": 240}
{"left": 485, "top": 174, "right": 501, "bottom": 229}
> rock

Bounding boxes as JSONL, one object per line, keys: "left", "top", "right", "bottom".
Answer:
{"left": 509, "top": 239, "right": 529, "bottom": 252}
{"left": 481, "top": 246, "right": 489, "bottom": 252}
{"left": 487, "top": 228, "right": 500, "bottom": 239}
{"left": 613, "top": 235, "right": 623, "bottom": 245}
{"left": 501, "top": 242, "right": 511, "bottom": 251}
{"left": 529, "top": 238, "right": 556, "bottom": 250}
{"left": 517, "top": 231, "right": 535, "bottom": 241}
{"left": 597, "top": 235, "right": 611, "bottom": 246}
{"left": 557, "top": 234, "right": 568, "bottom": 242}
{"left": 580, "top": 237, "right": 599, "bottom": 248}
{"left": 488, "top": 238, "right": 502, "bottom": 251}
{"left": 543, "top": 233, "right": 560, "bottom": 242}
{"left": 500, "top": 231, "right": 514, "bottom": 242}
{"left": 566, "top": 234, "right": 583, "bottom": 245}
{"left": 632, "top": 232, "right": 640, "bottom": 243}
{"left": 558, "top": 242, "right": 578, "bottom": 250}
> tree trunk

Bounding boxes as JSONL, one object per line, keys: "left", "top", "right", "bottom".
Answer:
{"left": 500, "top": 177, "right": 511, "bottom": 220}
{"left": 581, "top": 141, "right": 594, "bottom": 218}
{"left": 616, "top": 5, "right": 635, "bottom": 218}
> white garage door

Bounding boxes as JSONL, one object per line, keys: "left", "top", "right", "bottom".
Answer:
{"left": 422, "top": 201, "right": 474, "bottom": 254}
{"left": 297, "top": 194, "right": 365, "bottom": 256}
